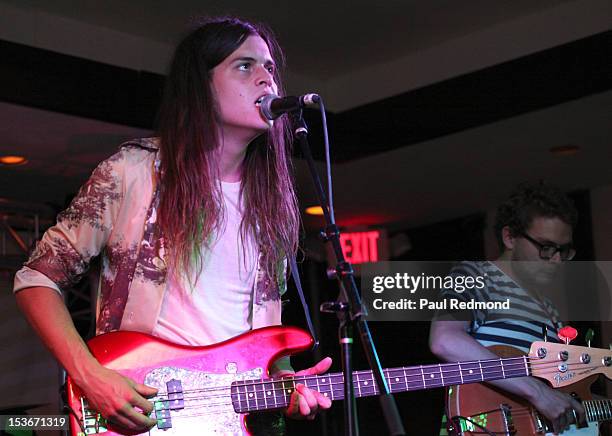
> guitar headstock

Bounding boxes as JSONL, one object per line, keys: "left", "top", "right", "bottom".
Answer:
{"left": 528, "top": 341, "right": 612, "bottom": 387}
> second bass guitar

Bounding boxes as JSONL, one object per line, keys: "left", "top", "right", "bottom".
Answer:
{"left": 446, "top": 345, "right": 611, "bottom": 435}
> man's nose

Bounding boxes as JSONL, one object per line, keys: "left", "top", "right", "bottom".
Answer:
{"left": 549, "top": 250, "right": 563, "bottom": 263}
{"left": 256, "top": 65, "right": 274, "bottom": 87}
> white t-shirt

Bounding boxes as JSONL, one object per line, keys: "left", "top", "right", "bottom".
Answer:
{"left": 153, "top": 181, "right": 257, "bottom": 346}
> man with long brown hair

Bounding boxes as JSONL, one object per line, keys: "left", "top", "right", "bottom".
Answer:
{"left": 13, "top": 17, "right": 331, "bottom": 434}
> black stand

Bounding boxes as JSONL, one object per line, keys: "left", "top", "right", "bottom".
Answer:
{"left": 339, "top": 309, "right": 358, "bottom": 435}
{"left": 292, "top": 111, "right": 406, "bottom": 436}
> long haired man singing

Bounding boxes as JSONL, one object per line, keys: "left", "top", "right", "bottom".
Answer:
{"left": 14, "top": 17, "right": 331, "bottom": 435}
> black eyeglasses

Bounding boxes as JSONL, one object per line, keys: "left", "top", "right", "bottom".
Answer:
{"left": 519, "top": 232, "right": 576, "bottom": 261}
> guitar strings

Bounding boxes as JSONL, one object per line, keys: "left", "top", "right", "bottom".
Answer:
{"left": 146, "top": 401, "right": 609, "bottom": 421}
{"left": 147, "top": 363, "right": 524, "bottom": 402}
{"left": 148, "top": 357, "right": 589, "bottom": 400}
{"left": 476, "top": 404, "right": 608, "bottom": 423}
{"left": 149, "top": 356, "right": 535, "bottom": 398}
{"left": 149, "top": 381, "right": 605, "bottom": 416}
{"left": 149, "top": 365, "right": 592, "bottom": 408}
{"left": 79, "top": 359, "right": 608, "bottom": 418}
{"left": 96, "top": 364, "right": 608, "bottom": 420}
{"left": 149, "top": 363, "right": 532, "bottom": 402}
{"left": 124, "top": 354, "right": 599, "bottom": 402}
{"left": 457, "top": 407, "right": 595, "bottom": 434}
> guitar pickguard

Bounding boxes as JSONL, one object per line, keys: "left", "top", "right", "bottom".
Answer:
{"left": 142, "top": 366, "right": 264, "bottom": 435}
{"left": 544, "top": 422, "right": 599, "bottom": 436}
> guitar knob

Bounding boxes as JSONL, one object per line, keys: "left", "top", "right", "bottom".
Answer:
{"left": 603, "top": 356, "right": 612, "bottom": 367}
{"left": 537, "top": 348, "right": 547, "bottom": 359}
{"left": 558, "top": 326, "right": 578, "bottom": 345}
{"left": 580, "top": 353, "right": 591, "bottom": 364}
{"left": 558, "top": 350, "right": 569, "bottom": 361}
{"left": 585, "top": 328, "right": 594, "bottom": 347}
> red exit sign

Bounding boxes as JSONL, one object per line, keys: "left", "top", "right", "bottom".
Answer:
{"left": 339, "top": 230, "right": 387, "bottom": 265}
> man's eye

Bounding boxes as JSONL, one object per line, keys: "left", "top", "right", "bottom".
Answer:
{"left": 266, "top": 65, "right": 275, "bottom": 74}
{"left": 238, "top": 63, "right": 251, "bottom": 71}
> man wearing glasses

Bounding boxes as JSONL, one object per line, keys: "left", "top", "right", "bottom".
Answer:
{"left": 429, "top": 182, "right": 585, "bottom": 435}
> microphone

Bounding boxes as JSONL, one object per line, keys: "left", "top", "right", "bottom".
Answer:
{"left": 259, "top": 93, "right": 320, "bottom": 120}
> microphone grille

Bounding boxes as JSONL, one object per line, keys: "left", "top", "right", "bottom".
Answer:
{"left": 259, "top": 94, "right": 280, "bottom": 121}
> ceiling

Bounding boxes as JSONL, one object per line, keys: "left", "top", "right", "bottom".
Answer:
{"left": 0, "top": 0, "right": 610, "bottom": 233}
{"left": 0, "top": 0, "right": 576, "bottom": 78}
{"left": 298, "top": 90, "right": 612, "bottom": 230}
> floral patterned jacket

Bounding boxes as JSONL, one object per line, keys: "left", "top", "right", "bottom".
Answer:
{"left": 15, "top": 138, "right": 285, "bottom": 336}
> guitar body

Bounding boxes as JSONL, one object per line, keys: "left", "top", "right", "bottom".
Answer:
{"left": 66, "top": 326, "right": 313, "bottom": 436}
{"left": 446, "top": 345, "right": 599, "bottom": 436}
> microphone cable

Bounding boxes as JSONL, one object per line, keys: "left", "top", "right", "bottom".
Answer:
{"left": 316, "top": 96, "right": 335, "bottom": 225}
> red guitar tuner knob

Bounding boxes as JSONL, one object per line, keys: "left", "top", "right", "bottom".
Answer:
{"left": 558, "top": 326, "right": 578, "bottom": 345}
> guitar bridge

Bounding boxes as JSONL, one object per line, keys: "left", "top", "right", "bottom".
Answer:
{"left": 80, "top": 398, "right": 108, "bottom": 435}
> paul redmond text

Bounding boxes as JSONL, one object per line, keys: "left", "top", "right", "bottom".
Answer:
{"left": 371, "top": 298, "right": 511, "bottom": 311}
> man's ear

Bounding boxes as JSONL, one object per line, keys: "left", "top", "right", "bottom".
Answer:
{"left": 501, "top": 226, "right": 515, "bottom": 251}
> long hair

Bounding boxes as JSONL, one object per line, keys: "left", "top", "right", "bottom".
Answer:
{"left": 156, "top": 17, "right": 299, "bottom": 284}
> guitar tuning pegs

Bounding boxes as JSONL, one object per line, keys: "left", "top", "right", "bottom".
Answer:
{"left": 558, "top": 326, "right": 578, "bottom": 345}
{"left": 585, "top": 328, "right": 594, "bottom": 348}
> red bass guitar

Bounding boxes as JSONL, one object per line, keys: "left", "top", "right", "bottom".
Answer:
{"left": 66, "top": 326, "right": 612, "bottom": 435}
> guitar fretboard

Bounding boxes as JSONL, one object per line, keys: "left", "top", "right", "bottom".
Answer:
{"left": 584, "top": 399, "right": 612, "bottom": 423}
{"left": 231, "top": 356, "right": 530, "bottom": 413}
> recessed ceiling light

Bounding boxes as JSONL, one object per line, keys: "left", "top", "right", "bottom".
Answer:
{"left": 305, "top": 206, "right": 324, "bottom": 216}
{"left": 0, "top": 155, "right": 28, "bottom": 165}
{"left": 549, "top": 145, "right": 580, "bottom": 156}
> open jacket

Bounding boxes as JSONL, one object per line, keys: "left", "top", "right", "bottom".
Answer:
{"left": 17, "top": 138, "right": 285, "bottom": 336}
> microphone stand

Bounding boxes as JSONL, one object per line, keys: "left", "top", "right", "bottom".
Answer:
{"left": 291, "top": 110, "right": 406, "bottom": 436}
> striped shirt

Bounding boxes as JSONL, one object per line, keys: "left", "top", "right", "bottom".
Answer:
{"left": 437, "top": 261, "right": 565, "bottom": 435}
{"left": 446, "top": 261, "right": 562, "bottom": 353}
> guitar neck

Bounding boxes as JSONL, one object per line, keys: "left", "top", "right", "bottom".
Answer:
{"left": 232, "top": 356, "right": 529, "bottom": 413}
{"left": 584, "top": 399, "right": 612, "bottom": 423}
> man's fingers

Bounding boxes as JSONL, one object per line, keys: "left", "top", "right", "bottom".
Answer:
{"left": 108, "top": 406, "right": 149, "bottom": 432}
{"left": 295, "top": 357, "right": 333, "bottom": 376}
{"left": 552, "top": 415, "right": 565, "bottom": 435}
{"left": 312, "top": 356, "right": 333, "bottom": 374}
{"left": 567, "top": 409, "right": 577, "bottom": 428}
{"left": 301, "top": 385, "right": 332, "bottom": 409}
{"left": 296, "top": 384, "right": 318, "bottom": 411}
{"left": 107, "top": 413, "right": 137, "bottom": 431}
{"left": 286, "top": 390, "right": 301, "bottom": 417}
{"left": 132, "top": 383, "right": 158, "bottom": 414}
{"left": 120, "top": 402, "right": 157, "bottom": 429}
{"left": 285, "top": 374, "right": 333, "bottom": 420}
{"left": 297, "top": 391, "right": 312, "bottom": 417}
{"left": 111, "top": 379, "right": 157, "bottom": 430}
{"left": 134, "top": 382, "right": 159, "bottom": 399}
{"left": 570, "top": 398, "right": 585, "bottom": 423}
{"left": 122, "top": 377, "right": 157, "bottom": 415}
{"left": 313, "top": 390, "right": 332, "bottom": 409}
{"left": 130, "top": 393, "right": 155, "bottom": 416}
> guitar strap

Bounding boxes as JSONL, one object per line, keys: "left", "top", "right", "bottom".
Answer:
{"left": 289, "top": 256, "right": 319, "bottom": 349}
